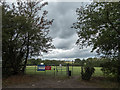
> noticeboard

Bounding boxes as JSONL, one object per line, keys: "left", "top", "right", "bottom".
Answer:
{"left": 45, "top": 66, "right": 51, "bottom": 70}
{"left": 37, "top": 65, "right": 45, "bottom": 71}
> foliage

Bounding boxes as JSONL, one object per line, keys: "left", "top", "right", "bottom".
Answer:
{"left": 74, "top": 58, "right": 85, "bottom": 66}
{"left": 74, "top": 58, "right": 81, "bottom": 63}
{"left": 74, "top": 58, "right": 108, "bottom": 67}
{"left": 101, "top": 58, "right": 119, "bottom": 78}
{"left": 81, "top": 66, "right": 95, "bottom": 80}
{"left": 72, "top": 2, "right": 120, "bottom": 81}
{"left": 72, "top": 2, "right": 120, "bottom": 57}
{"left": 2, "top": 3, "right": 25, "bottom": 75}
{"left": 86, "top": 57, "right": 107, "bottom": 67}
{"left": 27, "top": 59, "right": 65, "bottom": 66}
{"left": 2, "top": 1, "right": 54, "bottom": 76}
{"left": 81, "top": 60, "right": 95, "bottom": 80}
{"left": 27, "top": 58, "right": 42, "bottom": 65}
{"left": 27, "top": 58, "right": 108, "bottom": 66}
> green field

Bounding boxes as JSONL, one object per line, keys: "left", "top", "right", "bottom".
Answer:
{"left": 25, "top": 66, "right": 104, "bottom": 77}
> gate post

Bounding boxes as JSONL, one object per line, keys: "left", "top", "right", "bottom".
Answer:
{"left": 72, "top": 60, "right": 73, "bottom": 76}
{"left": 54, "top": 64, "right": 55, "bottom": 77}
{"left": 67, "top": 64, "right": 70, "bottom": 77}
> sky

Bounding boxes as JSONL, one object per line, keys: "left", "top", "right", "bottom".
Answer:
{"left": 38, "top": 2, "right": 98, "bottom": 61}
{"left": 5, "top": 0, "right": 98, "bottom": 61}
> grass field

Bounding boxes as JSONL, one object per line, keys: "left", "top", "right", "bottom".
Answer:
{"left": 25, "top": 66, "right": 104, "bottom": 77}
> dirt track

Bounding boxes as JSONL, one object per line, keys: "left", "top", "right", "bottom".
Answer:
{"left": 3, "top": 75, "right": 100, "bottom": 88}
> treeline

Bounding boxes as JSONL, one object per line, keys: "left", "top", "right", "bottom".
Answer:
{"left": 27, "top": 59, "right": 65, "bottom": 66}
{"left": 27, "top": 57, "right": 110, "bottom": 67}
{"left": 74, "top": 58, "right": 109, "bottom": 67}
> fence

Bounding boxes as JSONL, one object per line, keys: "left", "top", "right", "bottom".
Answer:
{"left": 25, "top": 64, "right": 82, "bottom": 77}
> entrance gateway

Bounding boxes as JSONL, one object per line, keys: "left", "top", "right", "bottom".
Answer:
{"left": 37, "top": 64, "right": 71, "bottom": 76}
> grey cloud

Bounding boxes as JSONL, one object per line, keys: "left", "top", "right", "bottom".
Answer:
{"left": 43, "top": 47, "right": 96, "bottom": 59}
{"left": 44, "top": 2, "right": 83, "bottom": 39}
{"left": 52, "top": 34, "right": 78, "bottom": 49}
{"left": 41, "top": 2, "right": 97, "bottom": 60}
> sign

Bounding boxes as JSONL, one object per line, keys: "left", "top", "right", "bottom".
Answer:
{"left": 45, "top": 66, "right": 51, "bottom": 70}
{"left": 59, "top": 64, "right": 62, "bottom": 67}
{"left": 37, "top": 65, "right": 45, "bottom": 71}
{"left": 40, "top": 63, "right": 44, "bottom": 65}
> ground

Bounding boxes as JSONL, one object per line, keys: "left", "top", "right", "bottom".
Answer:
{"left": 2, "top": 75, "right": 119, "bottom": 88}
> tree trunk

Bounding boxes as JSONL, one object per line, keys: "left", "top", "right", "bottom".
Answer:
{"left": 22, "top": 49, "right": 29, "bottom": 74}
{"left": 22, "top": 33, "right": 30, "bottom": 74}
{"left": 117, "top": 50, "right": 120, "bottom": 82}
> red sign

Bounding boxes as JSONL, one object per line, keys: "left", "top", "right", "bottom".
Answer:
{"left": 45, "top": 66, "right": 51, "bottom": 70}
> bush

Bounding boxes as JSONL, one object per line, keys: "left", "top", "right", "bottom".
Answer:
{"left": 101, "top": 59, "right": 118, "bottom": 78}
{"left": 81, "top": 66, "right": 95, "bottom": 80}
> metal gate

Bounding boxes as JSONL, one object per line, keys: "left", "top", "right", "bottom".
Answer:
{"left": 25, "top": 64, "right": 81, "bottom": 77}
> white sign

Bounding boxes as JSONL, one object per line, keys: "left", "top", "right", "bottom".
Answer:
{"left": 59, "top": 64, "right": 62, "bottom": 67}
{"left": 40, "top": 63, "right": 44, "bottom": 65}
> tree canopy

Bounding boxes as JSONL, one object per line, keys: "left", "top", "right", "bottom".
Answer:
{"left": 72, "top": 2, "right": 120, "bottom": 57}
{"left": 2, "top": 1, "right": 54, "bottom": 75}
{"left": 72, "top": 2, "right": 120, "bottom": 82}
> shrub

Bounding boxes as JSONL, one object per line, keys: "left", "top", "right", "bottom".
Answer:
{"left": 101, "top": 59, "right": 118, "bottom": 78}
{"left": 81, "top": 66, "right": 95, "bottom": 80}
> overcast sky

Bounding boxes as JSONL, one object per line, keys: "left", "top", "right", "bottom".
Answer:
{"left": 6, "top": 0, "right": 97, "bottom": 61}
{"left": 38, "top": 2, "right": 97, "bottom": 61}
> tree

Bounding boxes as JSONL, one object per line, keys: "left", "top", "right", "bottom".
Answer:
{"left": 74, "top": 58, "right": 81, "bottom": 63}
{"left": 27, "top": 58, "right": 42, "bottom": 65}
{"left": 0, "top": 5, "right": 1, "bottom": 62}
{"left": 2, "top": 0, "right": 54, "bottom": 75}
{"left": 2, "top": 2, "right": 26, "bottom": 75}
{"left": 101, "top": 58, "right": 118, "bottom": 77}
{"left": 72, "top": 2, "right": 120, "bottom": 81}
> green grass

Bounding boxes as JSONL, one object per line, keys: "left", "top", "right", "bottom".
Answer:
{"left": 93, "top": 67, "right": 103, "bottom": 77}
{"left": 25, "top": 66, "right": 104, "bottom": 77}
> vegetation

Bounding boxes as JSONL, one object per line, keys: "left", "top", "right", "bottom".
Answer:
{"left": 81, "top": 66, "right": 95, "bottom": 80}
{"left": 27, "top": 58, "right": 65, "bottom": 66}
{"left": 101, "top": 58, "right": 119, "bottom": 77}
{"left": 72, "top": 2, "right": 120, "bottom": 81}
{"left": 2, "top": 1, "right": 54, "bottom": 76}
{"left": 27, "top": 57, "right": 109, "bottom": 66}
{"left": 2, "top": 0, "right": 120, "bottom": 86}
{"left": 74, "top": 57, "right": 108, "bottom": 67}
{"left": 25, "top": 66, "right": 103, "bottom": 77}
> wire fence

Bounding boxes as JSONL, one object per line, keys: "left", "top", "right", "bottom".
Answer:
{"left": 25, "top": 65, "right": 82, "bottom": 77}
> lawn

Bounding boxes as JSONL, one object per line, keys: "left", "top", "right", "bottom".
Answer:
{"left": 25, "top": 66, "right": 104, "bottom": 77}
